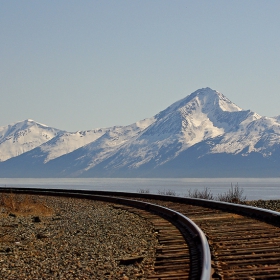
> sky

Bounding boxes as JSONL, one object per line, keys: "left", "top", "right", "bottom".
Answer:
{"left": 1, "top": 1, "right": 280, "bottom": 132}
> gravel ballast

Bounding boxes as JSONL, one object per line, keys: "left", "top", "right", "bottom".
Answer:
{"left": 245, "top": 199, "right": 280, "bottom": 212}
{"left": 0, "top": 195, "right": 157, "bottom": 280}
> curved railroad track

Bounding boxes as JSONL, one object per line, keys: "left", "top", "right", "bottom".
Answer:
{"left": 0, "top": 188, "right": 210, "bottom": 280}
{"left": 1, "top": 188, "right": 280, "bottom": 280}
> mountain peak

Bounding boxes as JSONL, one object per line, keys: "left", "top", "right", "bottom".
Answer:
{"left": 186, "top": 87, "right": 242, "bottom": 113}
{"left": 0, "top": 119, "right": 62, "bottom": 162}
{"left": 24, "top": 119, "right": 48, "bottom": 128}
{"left": 156, "top": 87, "right": 241, "bottom": 122}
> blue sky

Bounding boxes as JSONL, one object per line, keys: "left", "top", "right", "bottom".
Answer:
{"left": 1, "top": 1, "right": 280, "bottom": 131}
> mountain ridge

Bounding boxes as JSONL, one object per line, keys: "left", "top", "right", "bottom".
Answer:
{"left": 1, "top": 87, "right": 280, "bottom": 177}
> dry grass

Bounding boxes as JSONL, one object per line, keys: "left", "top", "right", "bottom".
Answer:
{"left": 0, "top": 192, "right": 53, "bottom": 216}
{"left": 216, "top": 183, "right": 247, "bottom": 204}
{"left": 186, "top": 187, "right": 214, "bottom": 200}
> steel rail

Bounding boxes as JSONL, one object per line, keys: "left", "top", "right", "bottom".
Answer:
{"left": 57, "top": 189, "right": 280, "bottom": 223}
{"left": 5, "top": 188, "right": 279, "bottom": 223}
{"left": 0, "top": 187, "right": 212, "bottom": 280}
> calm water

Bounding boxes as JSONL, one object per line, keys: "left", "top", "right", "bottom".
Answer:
{"left": 0, "top": 178, "right": 280, "bottom": 200}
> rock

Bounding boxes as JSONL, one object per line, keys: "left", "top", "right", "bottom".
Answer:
{"left": 32, "top": 216, "right": 41, "bottom": 223}
{"left": 119, "top": 256, "right": 144, "bottom": 265}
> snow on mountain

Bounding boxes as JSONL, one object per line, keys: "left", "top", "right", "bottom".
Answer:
{"left": 39, "top": 129, "right": 109, "bottom": 163}
{"left": 1, "top": 87, "right": 280, "bottom": 178}
{"left": 211, "top": 115, "right": 280, "bottom": 156}
{"left": 54, "top": 117, "right": 156, "bottom": 176}
{"left": 0, "top": 119, "right": 62, "bottom": 162}
{"left": 93, "top": 88, "right": 253, "bottom": 170}
{"left": 0, "top": 115, "right": 155, "bottom": 172}
{"left": 146, "top": 88, "right": 245, "bottom": 144}
{"left": 272, "top": 115, "right": 280, "bottom": 123}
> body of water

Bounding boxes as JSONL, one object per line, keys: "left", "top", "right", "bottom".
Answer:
{"left": 0, "top": 178, "right": 280, "bottom": 200}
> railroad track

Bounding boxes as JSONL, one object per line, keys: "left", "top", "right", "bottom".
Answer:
{"left": 1, "top": 188, "right": 280, "bottom": 279}
{"left": 0, "top": 188, "right": 210, "bottom": 280}
{"left": 136, "top": 197, "right": 280, "bottom": 280}
{"left": 114, "top": 204, "right": 199, "bottom": 280}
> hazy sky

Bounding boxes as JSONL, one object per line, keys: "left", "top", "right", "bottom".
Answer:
{"left": 1, "top": 1, "right": 280, "bottom": 131}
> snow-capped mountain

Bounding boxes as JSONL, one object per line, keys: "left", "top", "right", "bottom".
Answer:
{"left": 105, "top": 88, "right": 247, "bottom": 169}
{"left": 1, "top": 88, "right": 280, "bottom": 177}
{"left": 0, "top": 119, "right": 62, "bottom": 162}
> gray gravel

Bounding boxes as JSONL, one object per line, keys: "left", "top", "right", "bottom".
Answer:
{"left": 245, "top": 199, "right": 280, "bottom": 212}
{"left": 0, "top": 195, "right": 157, "bottom": 279}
